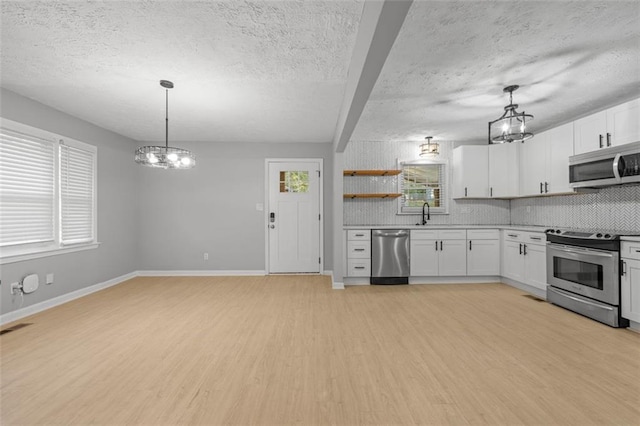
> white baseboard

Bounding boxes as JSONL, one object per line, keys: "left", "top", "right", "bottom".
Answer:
{"left": 0, "top": 271, "right": 137, "bottom": 326}
{"left": 137, "top": 270, "right": 266, "bottom": 277}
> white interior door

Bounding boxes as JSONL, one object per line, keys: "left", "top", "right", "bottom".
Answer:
{"left": 267, "top": 160, "right": 321, "bottom": 273}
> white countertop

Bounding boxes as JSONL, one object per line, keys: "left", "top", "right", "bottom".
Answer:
{"left": 344, "top": 224, "right": 549, "bottom": 233}
{"left": 622, "top": 236, "right": 640, "bottom": 242}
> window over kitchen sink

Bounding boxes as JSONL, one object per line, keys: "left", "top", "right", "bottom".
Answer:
{"left": 398, "top": 160, "right": 448, "bottom": 215}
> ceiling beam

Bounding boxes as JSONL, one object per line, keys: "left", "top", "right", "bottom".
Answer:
{"left": 332, "top": 0, "right": 413, "bottom": 153}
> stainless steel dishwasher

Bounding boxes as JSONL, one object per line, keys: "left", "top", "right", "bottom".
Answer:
{"left": 371, "top": 229, "right": 410, "bottom": 285}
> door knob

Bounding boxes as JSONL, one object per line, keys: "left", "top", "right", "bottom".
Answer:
{"left": 269, "top": 225, "right": 275, "bottom": 229}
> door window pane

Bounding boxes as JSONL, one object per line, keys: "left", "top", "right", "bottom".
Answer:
{"left": 279, "top": 171, "right": 309, "bottom": 193}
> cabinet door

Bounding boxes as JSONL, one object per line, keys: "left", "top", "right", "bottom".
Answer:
{"left": 467, "top": 239, "right": 500, "bottom": 275}
{"left": 439, "top": 240, "right": 467, "bottom": 276}
{"left": 607, "top": 98, "right": 640, "bottom": 147}
{"left": 524, "top": 243, "right": 547, "bottom": 290}
{"left": 489, "top": 143, "right": 520, "bottom": 198}
{"left": 574, "top": 110, "right": 607, "bottom": 154}
{"left": 410, "top": 239, "right": 438, "bottom": 276}
{"left": 621, "top": 258, "right": 640, "bottom": 322}
{"left": 545, "top": 123, "right": 574, "bottom": 194}
{"left": 519, "top": 136, "right": 547, "bottom": 196}
{"left": 502, "top": 240, "right": 525, "bottom": 281}
{"left": 453, "top": 146, "right": 489, "bottom": 198}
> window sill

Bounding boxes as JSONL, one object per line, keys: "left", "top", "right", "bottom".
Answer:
{"left": 0, "top": 242, "right": 101, "bottom": 265}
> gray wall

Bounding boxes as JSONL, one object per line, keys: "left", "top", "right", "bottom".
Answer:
{"left": 0, "top": 88, "right": 139, "bottom": 315}
{"left": 136, "top": 141, "right": 334, "bottom": 271}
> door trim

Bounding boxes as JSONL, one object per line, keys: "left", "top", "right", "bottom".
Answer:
{"left": 264, "top": 158, "right": 324, "bottom": 274}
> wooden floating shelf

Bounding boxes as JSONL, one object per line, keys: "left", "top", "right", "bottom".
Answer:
{"left": 343, "top": 170, "right": 401, "bottom": 176}
{"left": 343, "top": 193, "right": 402, "bottom": 199}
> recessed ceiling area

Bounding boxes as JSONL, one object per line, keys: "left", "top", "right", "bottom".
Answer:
{"left": 1, "top": 1, "right": 639, "bottom": 145}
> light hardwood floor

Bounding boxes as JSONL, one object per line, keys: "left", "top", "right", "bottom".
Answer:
{"left": 1, "top": 276, "right": 639, "bottom": 425}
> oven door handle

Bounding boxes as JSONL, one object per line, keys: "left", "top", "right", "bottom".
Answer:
{"left": 549, "top": 287, "right": 614, "bottom": 311}
{"left": 547, "top": 244, "right": 615, "bottom": 258}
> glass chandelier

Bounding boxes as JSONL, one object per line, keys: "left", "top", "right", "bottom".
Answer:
{"left": 419, "top": 136, "right": 439, "bottom": 157}
{"left": 488, "top": 85, "right": 534, "bottom": 144}
{"left": 135, "top": 80, "right": 196, "bottom": 169}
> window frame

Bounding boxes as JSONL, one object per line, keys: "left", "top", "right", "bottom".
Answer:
{"left": 397, "top": 158, "right": 449, "bottom": 215}
{"left": 0, "top": 118, "right": 99, "bottom": 264}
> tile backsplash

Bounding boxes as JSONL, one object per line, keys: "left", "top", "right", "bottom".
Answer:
{"left": 344, "top": 140, "right": 640, "bottom": 232}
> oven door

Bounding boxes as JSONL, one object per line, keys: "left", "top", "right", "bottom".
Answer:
{"left": 546, "top": 243, "right": 619, "bottom": 306}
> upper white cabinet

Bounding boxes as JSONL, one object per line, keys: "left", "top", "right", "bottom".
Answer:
{"left": 520, "top": 123, "right": 574, "bottom": 196}
{"left": 452, "top": 145, "right": 489, "bottom": 198}
{"left": 488, "top": 143, "right": 520, "bottom": 198}
{"left": 574, "top": 98, "right": 640, "bottom": 155}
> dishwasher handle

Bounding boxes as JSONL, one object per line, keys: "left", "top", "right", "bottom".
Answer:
{"left": 372, "top": 230, "right": 409, "bottom": 238}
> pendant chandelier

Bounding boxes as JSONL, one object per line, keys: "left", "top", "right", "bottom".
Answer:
{"left": 488, "top": 85, "right": 534, "bottom": 144}
{"left": 419, "top": 136, "right": 439, "bottom": 157}
{"left": 135, "top": 80, "right": 196, "bottom": 169}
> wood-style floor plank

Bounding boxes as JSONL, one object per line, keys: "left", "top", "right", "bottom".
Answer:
{"left": 1, "top": 276, "right": 639, "bottom": 425}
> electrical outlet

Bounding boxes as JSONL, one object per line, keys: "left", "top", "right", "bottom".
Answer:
{"left": 46, "top": 273, "right": 54, "bottom": 285}
{"left": 204, "top": 253, "right": 209, "bottom": 261}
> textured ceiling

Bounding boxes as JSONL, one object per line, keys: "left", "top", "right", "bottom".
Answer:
{"left": 1, "top": 1, "right": 639, "bottom": 145}
{"left": 351, "top": 0, "right": 640, "bottom": 143}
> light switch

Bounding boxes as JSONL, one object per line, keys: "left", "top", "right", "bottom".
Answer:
{"left": 46, "top": 273, "right": 54, "bottom": 285}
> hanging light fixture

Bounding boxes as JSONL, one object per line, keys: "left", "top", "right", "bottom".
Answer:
{"left": 419, "top": 136, "right": 440, "bottom": 157}
{"left": 135, "top": 80, "right": 196, "bottom": 169}
{"left": 488, "top": 85, "right": 534, "bottom": 144}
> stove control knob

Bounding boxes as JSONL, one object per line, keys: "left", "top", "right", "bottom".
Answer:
{"left": 556, "top": 229, "right": 561, "bottom": 234}
{"left": 596, "top": 233, "right": 603, "bottom": 238}
{"left": 604, "top": 234, "right": 611, "bottom": 239}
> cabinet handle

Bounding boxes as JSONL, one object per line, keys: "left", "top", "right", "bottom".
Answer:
{"left": 540, "top": 182, "right": 543, "bottom": 194}
{"left": 508, "top": 234, "right": 518, "bottom": 238}
{"left": 606, "top": 133, "right": 611, "bottom": 147}
{"left": 440, "top": 241, "right": 443, "bottom": 251}
{"left": 599, "top": 134, "right": 604, "bottom": 148}
{"left": 523, "top": 244, "right": 528, "bottom": 255}
{"left": 469, "top": 240, "right": 472, "bottom": 251}
{"left": 519, "top": 243, "right": 523, "bottom": 255}
{"left": 622, "top": 261, "right": 626, "bottom": 276}
{"left": 354, "top": 248, "right": 365, "bottom": 252}
{"left": 355, "top": 233, "right": 365, "bottom": 237}
{"left": 490, "top": 187, "right": 493, "bottom": 197}
{"left": 465, "top": 187, "right": 468, "bottom": 197}
{"left": 530, "top": 237, "right": 542, "bottom": 241}
{"left": 354, "top": 266, "right": 365, "bottom": 270}
{"left": 435, "top": 241, "right": 438, "bottom": 251}
{"left": 545, "top": 182, "right": 549, "bottom": 193}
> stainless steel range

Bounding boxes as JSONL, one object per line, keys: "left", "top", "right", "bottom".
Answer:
{"left": 545, "top": 228, "right": 629, "bottom": 328}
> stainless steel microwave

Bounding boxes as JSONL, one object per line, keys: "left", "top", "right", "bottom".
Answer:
{"left": 569, "top": 141, "right": 640, "bottom": 188}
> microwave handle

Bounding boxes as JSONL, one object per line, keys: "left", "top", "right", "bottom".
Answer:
{"left": 613, "top": 153, "right": 623, "bottom": 181}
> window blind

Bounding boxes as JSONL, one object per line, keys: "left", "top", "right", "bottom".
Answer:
{"left": 399, "top": 163, "right": 446, "bottom": 212}
{"left": 0, "top": 128, "right": 56, "bottom": 247}
{"left": 60, "top": 142, "right": 95, "bottom": 245}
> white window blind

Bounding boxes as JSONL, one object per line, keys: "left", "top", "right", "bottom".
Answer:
{"left": 399, "top": 162, "right": 447, "bottom": 214}
{"left": 0, "top": 128, "right": 56, "bottom": 246}
{"left": 60, "top": 142, "right": 96, "bottom": 245}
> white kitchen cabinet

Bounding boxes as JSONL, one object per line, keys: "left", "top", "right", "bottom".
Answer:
{"left": 452, "top": 146, "right": 489, "bottom": 198}
{"left": 502, "top": 231, "right": 547, "bottom": 291}
{"left": 488, "top": 143, "right": 520, "bottom": 198}
{"left": 621, "top": 240, "right": 640, "bottom": 323}
{"left": 411, "top": 229, "right": 467, "bottom": 276}
{"left": 520, "top": 123, "right": 574, "bottom": 196}
{"left": 345, "top": 230, "right": 371, "bottom": 277}
{"left": 574, "top": 98, "right": 640, "bottom": 155}
{"left": 467, "top": 229, "right": 500, "bottom": 275}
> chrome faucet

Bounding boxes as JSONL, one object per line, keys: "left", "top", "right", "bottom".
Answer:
{"left": 416, "top": 202, "right": 430, "bottom": 225}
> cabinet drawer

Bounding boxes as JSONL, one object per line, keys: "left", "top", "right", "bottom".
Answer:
{"left": 411, "top": 230, "right": 438, "bottom": 240}
{"left": 347, "top": 230, "right": 370, "bottom": 241}
{"left": 524, "top": 232, "right": 546, "bottom": 245}
{"left": 437, "top": 229, "right": 467, "bottom": 240}
{"left": 621, "top": 241, "right": 640, "bottom": 261}
{"left": 503, "top": 231, "right": 522, "bottom": 242}
{"left": 347, "top": 259, "right": 371, "bottom": 277}
{"left": 467, "top": 229, "right": 499, "bottom": 240}
{"left": 347, "top": 240, "right": 370, "bottom": 258}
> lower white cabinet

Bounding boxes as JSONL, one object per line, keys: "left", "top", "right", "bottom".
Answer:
{"left": 467, "top": 229, "right": 500, "bottom": 275}
{"left": 345, "top": 229, "right": 370, "bottom": 277}
{"left": 502, "top": 231, "right": 547, "bottom": 290}
{"left": 621, "top": 240, "right": 640, "bottom": 323}
{"left": 411, "top": 230, "right": 467, "bottom": 276}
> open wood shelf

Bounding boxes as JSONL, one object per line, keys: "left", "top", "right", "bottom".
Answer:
{"left": 343, "top": 170, "right": 401, "bottom": 176}
{"left": 343, "top": 193, "right": 402, "bottom": 199}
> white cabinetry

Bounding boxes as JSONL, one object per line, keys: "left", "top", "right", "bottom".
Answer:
{"left": 345, "top": 230, "right": 370, "bottom": 277}
{"left": 502, "top": 231, "right": 547, "bottom": 291}
{"left": 488, "top": 143, "right": 520, "bottom": 198}
{"left": 520, "top": 123, "right": 574, "bottom": 196}
{"left": 621, "top": 240, "right": 640, "bottom": 323}
{"left": 467, "top": 229, "right": 500, "bottom": 275}
{"left": 411, "top": 229, "right": 467, "bottom": 276}
{"left": 574, "top": 98, "right": 640, "bottom": 155}
{"left": 452, "top": 146, "right": 489, "bottom": 198}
